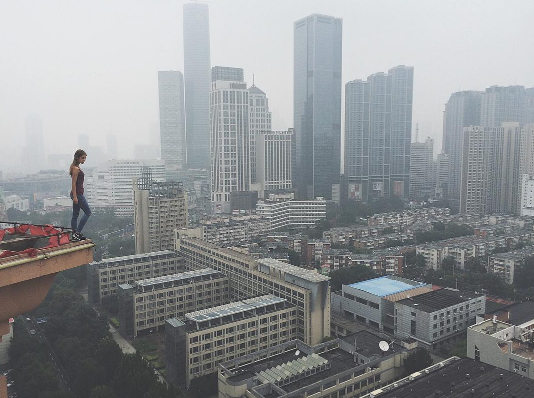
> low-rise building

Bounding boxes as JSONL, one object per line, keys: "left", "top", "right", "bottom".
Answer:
{"left": 117, "top": 268, "right": 229, "bottom": 338}
{"left": 166, "top": 295, "right": 297, "bottom": 387}
{"left": 467, "top": 317, "right": 534, "bottom": 380}
{"left": 487, "top": 245, "right": 534, "bottom": 284}
{"left": 218, "top": 332, "right": 414, "bottom": 398}
{"left": 395, "top": 288, "right": 486, "bottom": 349}
{"left": 43, "top": 196, "right": 72, "bottom": 209}
{"left": 256, "top": 197, "right": 326, "bottom": 230}
{"left": 87, "top": 250, "right": 183, "bottom": 304}
{"left": 332, "top": 276, "right": 432, "bottom": 334}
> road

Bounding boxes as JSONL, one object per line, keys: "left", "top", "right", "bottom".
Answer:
{"left": 22, "top": 316, "right": 75, "bottom": 395}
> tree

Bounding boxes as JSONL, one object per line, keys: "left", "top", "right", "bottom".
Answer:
{"left": 403, "top": 348, "right": 433, "bottom": 376}
{"left": 90, "top": 386, "right": 118, "bottom": 398}
{"left": 329, "top": 265, "right": 376, "bottom": 291}
{"left": 441, "top": 257, "right": 455, "bottom": 274}
{"left": 449, "top": 339, "right": 467, "bottom": 358}
{"left": 288, "top": 249, "right": 301, "bottom": 267}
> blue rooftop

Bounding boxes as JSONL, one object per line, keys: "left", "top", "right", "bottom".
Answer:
{"left": 348, "top": 276, "right": 424, "bottom": 297}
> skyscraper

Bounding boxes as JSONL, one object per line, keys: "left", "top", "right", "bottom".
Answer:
{"left": 293, "top": 14, "right": 342, "bottom": 200}
{"left": 435, "top": 152, "right": 450, "bottom": 199}
{"left": 210, "top": 76, "right": 250, "bottom": 212}
{"left": 183, "top": 2, "right": 211, "bottom": 170}
{"left": 248, "top": 83, "right": 272, "bottom": 184}
{"left": 21, "top": 114, "right": 45, "bottom": 174}
{"left": 158, "top": 71, "right": 186, "bottom": 175}
{"left": 442, "top": 91, "right": 483, "bottom": 201}
{"left": 345, "top": 66, "right": 414, "bottom": 201}
{"left": 254, "top": 130, "right": 293, "bottom": 196}
{"left": 481, "top": 85, "right": 534, "bottom": 127}
{"left": 410, "top": 137, "right": 434, "bottom": 199}
{"left": 211, "top": 66, "right": 244, "bottom": 83}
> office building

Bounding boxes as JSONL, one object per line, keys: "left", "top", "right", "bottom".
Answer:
{"left": 134, "top": 180, "right": 188, "bottom": 254}
{"left": 87, "top": 250, "right": 183, "bottom": 304}
{"left": 256, "top": 196, "right": 326, "bottom": 230}
{"left": 166, "top": 295, "right": 297, "bottom": 386}
{"left": 395, "top": 288, "right": 485, "bottom": 349}
{"left": 294, "top": 14, "right": 342, "bottom": 200}
{"left": 118, "top": 268, "right": 229, "bottom": 338}
{"left": 85, "top": 159, "right": 166, "bottom": 217}
{"left": 467, "top": 317, "right": 534, "bottom": 380}
{"left": 248, "top": 83, "right": 272, "bottom": 185}
{"left": 254, "top": 130, "right": 293, "bottom": 197}
{"left": 218, "top": 333, "right": 414, "bottom": 398}
{"left": 345, "top": 66, "right": 414, "bottom": 201}
{"left": 183, "top": 2, "right": 211, "bottom": 170}
{"left": 487, "top": 245, "right": 534, "bottom": 284}
{"left": 360, "top": 357, "right": 534, "bottom": 398}
{"left": 460, "top": 125, "right": 522, "bottom": 215}
{"left": 211, "top": 66, "right": 244, "bottom": 83}
{"left": 442, "top": 91, "right": 482, "bottom": 200}
{"left": 331, "top": 276, "right": 432, "bottom": 333}
{"left": 177, "top": 237, "right": 331, "bottom": 346}
{"left": 409, "top": 137, "right": 434, "bottom": 199}
{"left": 210, "top": 77, "right": 251, "bottom": 212}
{"left": 158, "top": 71, "right": 186, "bottom": 174}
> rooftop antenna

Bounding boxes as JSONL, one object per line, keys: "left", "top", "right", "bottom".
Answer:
{"left": 415, "top": 123, "right": 419, "bottom": 143}
{"left": 252, "top": 73, "right": 255, "bottom": 87}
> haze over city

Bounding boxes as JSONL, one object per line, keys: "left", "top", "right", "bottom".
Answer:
{"left": 1, "top": 0, "right": 533, "bottom": 171}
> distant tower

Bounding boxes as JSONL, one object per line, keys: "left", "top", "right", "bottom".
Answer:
{"left": 106, "top": 133, "right": 118, "bottom": 160}
{"left": 248, "top": 80, "right": 272, "bottom": 184}
{"left": 294, "top": 14, "right": 342, "bottom": 200}
{"left": 183, "top": 2, "right": 211, "bottom": 170}
{"left": 158, "top": 71, "right": 186, "bottom": 177}
{"left": 22, "top": 114, "right": 45, "bottom": 173}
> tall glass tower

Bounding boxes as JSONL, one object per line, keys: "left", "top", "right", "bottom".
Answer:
{"left": 293, "top": 14, "right": 342, "bottom": 200}
{"left": 183, "top": 3, "right": 211, "bottom": 170}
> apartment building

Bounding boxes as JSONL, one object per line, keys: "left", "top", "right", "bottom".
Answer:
{"left": 134, "top": 180, "right": 188, "bottom": 254}
{"left": 117, "top": 268, "right": 229, "bottom": 338}
{"left": 218, "top": 332, "right": 413, "bottom": 398}
{"left": 177, "top": 237, "right": 331, "bottom": 346}
{"left": 487, "top": 245, "right": 534, "bottom": 284}
{"left": 87, "top": 250, "right": 184, "bottom": 304}
{"left": 256, "top": 197, "right": 327, "bottom": 230}
{"left": 166, "top": 295, "right": 297, "bottom": 386}
{"left": 395, "top": 288, "right": 486, "bottom": 349}
{"left": 331, "top": 276, "right": 432, "bottom": 334}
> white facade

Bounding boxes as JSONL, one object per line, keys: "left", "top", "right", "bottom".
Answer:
{"left": 248, "top": 85, "right": 272, "bottom": 184}
{"left": 254, "top": 130, "right": 293, "bottom": 197}
{"left": 3, "top": 195, "right": 30, "bottom": 212}
{"left": 256, "top": 198, "right": 326, "bottom": 230}
{"left": 409, "top": 137, "right": 434, "bottom": 199}
{"left": 210, "top": 79, "right": 250, "bottom": 212}
{"left": 435, "top": 152, "right": 450, "bottom": 199}
{"left": 521, "top": 174, "right": 534, "bottom": 216}
{"left": 85, "top": 159, "right": 166, "bottom": 217}
{"left": 43, "top": 196, "right": 71, "bottom": 209}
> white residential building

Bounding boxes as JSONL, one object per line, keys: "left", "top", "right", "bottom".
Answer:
{"left": 248, "top": 84, "right": 272, "bottom": 185}
{"left": 521, "top": 175, "right": 534, "bottom": 216}
{"left": 210, "top": 78, "right": 250, "bottom": 212}
{"left": 2, "top": 195, "right": 29, "bottom": 212}
{"left": 254, "top": 130, "right": 293, "bottom": 197}
{"left": 256, "top": 197, "right": 327, "bottom": 230}
{"left": 409, "top": 137, "right": 434, "bottom": 199}
{"left": 85, "top": 159, "right": 166, "bottom": 217}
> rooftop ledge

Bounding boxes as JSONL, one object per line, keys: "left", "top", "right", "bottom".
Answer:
{"left": 0, "top": 222, "right": 94, "bottom": 337}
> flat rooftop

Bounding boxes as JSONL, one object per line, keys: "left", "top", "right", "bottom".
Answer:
{"left": 134, "top": 268, "right": 225, "bottom": 290}
{"left": 486, "top": 300, "right": 534, "bottom": 326}
{"left": 368, "top": 357, "right": 534, "bottom": 398}
{"left": 257, "top": 257, "right": 330, "bottom": 283}
{"left": 397, "top": 288, "right": 483, "bottom": 313}
{"left": 92, "top": 250, "right": 178, "bottom": 266}
{"left": 340, "top": 330, "right": 405, "bottom": 358}
{"left": 348, "top": 276, "right": 426, "bottom": 298}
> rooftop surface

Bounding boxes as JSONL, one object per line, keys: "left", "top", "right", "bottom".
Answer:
{"left": 92, "top": 250, "right": 177, "bottom": 265}
{"left": 397, "top": 288, "right": 483, "bottom": 312}
{"left": 486, "top": 300, "right": 534, "bottom": 326}
{"left": 135, "top": 268, "right": 224, "bottom": 289}
{"left": 348, "top": 276, "right": 425, "bottom": 297}
{"left": 368, "top": 357, "right": 534, "bottom": 398}
{"left": 340, "top": 330, "right": 405, "bottom": 358}
{"left": 257, "top": 257, "right": 330, "bottom": 283}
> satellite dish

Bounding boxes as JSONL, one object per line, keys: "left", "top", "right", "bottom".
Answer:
{"left": 379, "top": 341, "right": 390, "bottom": 352}
{"left": 295, "top": 350, "right": 300, "bottom": 356}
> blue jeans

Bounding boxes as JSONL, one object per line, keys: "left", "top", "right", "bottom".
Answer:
{"left": 71, "top": 193, "right": 91, "bottom": 233}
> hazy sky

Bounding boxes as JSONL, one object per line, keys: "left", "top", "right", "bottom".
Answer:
{"left": 1, "top": 0, "right": 533, "bottom": 171}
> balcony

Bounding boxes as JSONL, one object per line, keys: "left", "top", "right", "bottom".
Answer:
{"left": 0, "top": 222, "right": 94, "bottom": 337}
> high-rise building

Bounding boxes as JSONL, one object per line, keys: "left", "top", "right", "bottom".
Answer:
{"left": 253, "top": 130, "right": 292, "bottom": 196}
{"left": 442, "top": 91, "right": 482, "bottom": 200}
{"left": 211, "top": 66, "right": 244, "bottom": 83}
{"left": 519, "top": 124, "right": 534, "bottom": 212}
{"left": 345, "top": 66, "right": 414, "bottom": 201}
{"left": 85, "top": 159, "right": 166, "bottom": 217}
{"left": 183, "top": 3, "right": 211, "bottom": 170}
{"left": 134, "top": 180, "right": 188, "bottom": 254}
{"left": 248, "top": 84, "right": 272, "bottom": 185}
{"left": 481, "top": 85, "right": 534, "bottom": 127}
{"left": 158, "top": 71, "right": 186, "bottom": 175}
{"left": 435, "top": 152, "right": 450, "bottom": 199}
{"left": 460, "top": 124, "right": 521, "bottom": 215}
{"left": 521, "top": 174, "right": 534, "bottom": 217}
{"left": 294, "top": 14, "right": 342, "bottom": 200}
{"left": 409, "top": 137, "right": 434, "bottom": 199}
{"left": 210, "top": 78, "right": 250, "bottom": 212}
{"left": 21, "top": 114, "right": 45, "bottom": 174}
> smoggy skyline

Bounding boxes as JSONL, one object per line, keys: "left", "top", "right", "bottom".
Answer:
{"left": 1, "top": 0, "right": 533, "bottom": 172}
